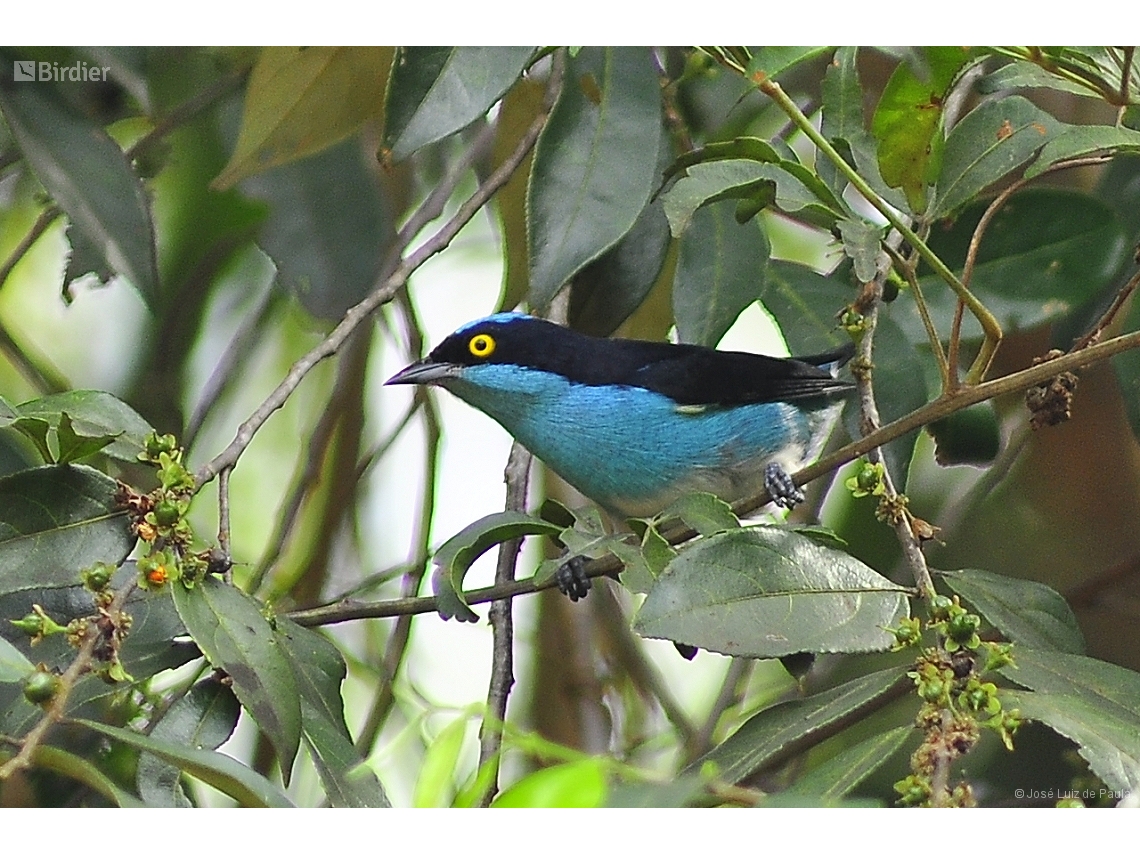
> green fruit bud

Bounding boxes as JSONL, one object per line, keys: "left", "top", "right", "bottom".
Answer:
{"left": 23, "top": 670, "right": 61, "bottom": 705}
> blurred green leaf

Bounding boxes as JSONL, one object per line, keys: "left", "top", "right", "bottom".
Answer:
{"left": 925, "top": 402, "right": 1001, "bottom": 467}
{"left": 605, "top": 774, "right": 706, "bottom": 807}
{"left": 53, "top": 413, "right": 115, "bottom": 465}
{"left": 1004, "top": 648, "right": 1140, "bottom": 792}
{"left": 940, "top": 568, "right": 1084, "bottom": 654}
{"left": 385, "top": 47, "right": 534, "bottom": 161}
{"left": 673, "top": 201, "right": 769, "bottom": 347}
{"left": 528, "top": 47, "right": 662, "bottom": 309}
{"left": 432, "top": 511, "right": 563, "bottom": 622}
{"left": 1025, "top": 124, "right": 1140, "bottom": 179}
{"left": 492, "top": 758, "right": 609, "bottom": 807}
{"left": 243, "top": 137, "right": 395, "bottom": 320}
{"left": 688, "top": 667, "right": 909, "bottom": 783}
{"left": 14, "top": 391, "right": 154, "bottom": 464}
{"left": 77, "top": 718, "right": 294, "bottom": 807}
{"left": 932, "top": 95, "right": 1062, "bottom": 217}
{"left": 786, "top": 724, "right": 913, "bottom": 798}
{"left": 871, "top": 47, "right": 973, "bottom": 212}
{"left": 0, "top": 78, "right": 160, "bottom": 306}
{"left": 0, "top": 635, "right": 33, "bottom": 682}
{"left": 413, "top": 715, "right": 467, "bottom": 808}
{"left": 213, "top": 47, "right": 392, "bottom": 188}
{"left": 137, "top": 677, "right": 241, "bottom": 807}
{"left": 634, "top": 527, "right": 910, "bottom": 658}
{"left": 171, "top": 577, "right": 301, "bottom": 782}
{"left": 0, "top": 466, "right": 134, "bottom": 597}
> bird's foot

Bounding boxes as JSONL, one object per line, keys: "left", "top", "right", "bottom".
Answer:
{"left": 765, "top": 462, "right": 805, "bottom": 509}
{"left": 555, "top": 555, "right": 592, "bottom": 602}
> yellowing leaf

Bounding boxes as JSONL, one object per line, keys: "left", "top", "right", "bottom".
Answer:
{"left": 213, "top": 47, "right": 392, "bottom": 189}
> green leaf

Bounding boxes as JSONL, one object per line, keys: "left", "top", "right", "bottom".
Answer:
{"left": 11, "top": 417, "right": 52, "bottom": 463}
{"left": 818, "top": 47, "right": 864, "bottom": 198}
{"left": 687, "top": 666, "right": 910, "bottom": 783}
{"left": 213, "top": 47, "right": 392, "bottom": 188}
{"left": 634, "top": 527, "right": 910, "bottom": 658}
{"left": 0, "top": 75, "right": 160, "bottom": 306}
{"left": 31, "top": 745, "right": 146, "bottom": 808}
{"left": 137, "top": 677, "right": 241, "bottom": 807}
{"left": 381, "top": 47, "right": 452, "bottom": 155}
{"left": 14, "top": 390, "right": 154, "bottom": 464}
{"left": 1025, "top": 124, "right": 1140, "bottom": 179}
{"left": 673, "top": 200, "right": 770, "bottom": 347}
{"left": 604, "top": 774, "right": 706, "bottom": 808}
{"left": 492, "top": 758, "right": 609, "bottom": 808}
{"left": 939, "top": 568, "right": 1084, "bottom": 654}
{"left": 243, "top": 137, "right": 396, "bottom": 320}
{"left": 568, "top": 134, "right": 673, "bottom": 337}
{"left": 912, "top": 189, "right": 1128, "bottom": 339}
{"left": 836, "top": 218, "right": 885, "bottom": 283}
{"left": 979, "top": 59, "right": 1107, "bottom": 100}
{"left": 786, "top": 725, "right": 913, "bottom": 799}
{"left": 871, "top": 47, "right": 973, "bottom": 213}
{"left": 1004, "top": 648, "right": 1140, "bottom": 792}
{"left": 432, "top": 511, "right": 563, "bottom": 622}
{"left": 385, "top": 47, "right": 534, "bottom": 161}
{"left": 76, "top": 718, "right": 294, "bottom": 807}
{"left": 659, "top": 492, "right": 740, "bottom": 537}
{"left": 528, "top": 47, "right": 662, "bottom": 309}
{"left": 746, "top": 47, "right": 831, "bottom": 82}
{"left": 662, "top": 137, "right": 783, "bottom": 186}
{"left": 275, "top": 616, "right": 388, "bottom": 807}
{"left": 0, "top": 465, "right": 134, "bottom": 597}
{"left": 171, "top": 577, "right": 301, "bottom": 782}
{"left": 760, "top": 259, "right": 855, "bottom": 355}
{"left": 53, "top": 413, "right": 114, "bottom": 465}
{"left": 413, "top": 715, "right": 467, "bottom": 808}
{"left": 925, "top": 402, "right": 1001, "bottom": 467}
{"left": 0, "top": 634, "right": 33, "bottom": 682}
{"left": 932, "top": 95, "right": 1063, "bottom": 217}
{"left": 663, "top": 159, "right": 836, "bottom": 237}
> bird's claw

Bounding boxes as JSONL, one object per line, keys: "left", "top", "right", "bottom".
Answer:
{"left": 555, "top": 555, "right": 592, "bottom": 602}
{"left": 765, "top": 462, "right": 805, "bottom": 509}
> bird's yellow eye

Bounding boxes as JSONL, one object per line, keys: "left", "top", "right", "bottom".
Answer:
{"left": 468, "top": 332, "right": 496, "bottom": 358}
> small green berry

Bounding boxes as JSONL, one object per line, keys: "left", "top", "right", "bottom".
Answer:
{"left": 23, "top": 670, "right": 61, "bottom": 706}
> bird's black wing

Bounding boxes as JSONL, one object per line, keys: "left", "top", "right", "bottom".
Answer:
{"left": 629, "top": 341, "right": 855, "bottom": 406}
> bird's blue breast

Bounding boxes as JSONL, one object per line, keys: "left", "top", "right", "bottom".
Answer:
{"left": 442, "top": 362, "right": 841, "bottom": 518}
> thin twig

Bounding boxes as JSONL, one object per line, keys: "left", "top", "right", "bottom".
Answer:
{"left": 949, "top": 154, "right": 1114, "bottom": 388}
{"left": 287, "top": 323, "right": 1140, "bottom": 627}
{"left": 193, "top": 54, "right": 564, "bottom": 490}
{"left": 1070, "top": 267, "right": 1140, "bottom": 352}
{"left": 476, "top": 442, "right": 532, "bottom": 806}
{"left": 125, "top": 70, "right": 249, "bottom": 164}
{"left": 688, "top": 658, "right": 751, "bottom": 763}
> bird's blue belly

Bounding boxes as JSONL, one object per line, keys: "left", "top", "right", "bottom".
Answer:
{"left": 445, "top": 364, "right": 841, "bottom": 518}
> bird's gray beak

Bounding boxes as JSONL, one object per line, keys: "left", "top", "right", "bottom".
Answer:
{"left": 384, "top": 358, "right": 460, "bottom": 386}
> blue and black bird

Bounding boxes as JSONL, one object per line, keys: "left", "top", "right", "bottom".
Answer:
{"left": 386, "top": 312, "right": 854, "bottom": 601}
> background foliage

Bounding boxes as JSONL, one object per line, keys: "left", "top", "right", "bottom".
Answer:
{"left": 1, "top": 45, "right": 1139, "bottom": 807}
